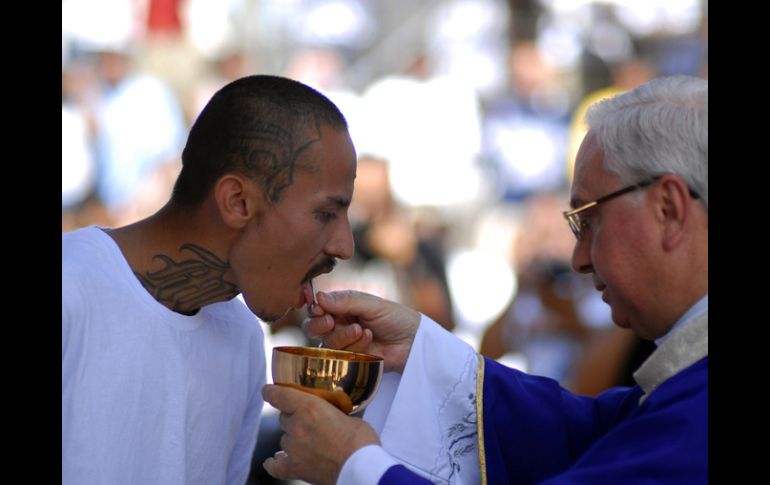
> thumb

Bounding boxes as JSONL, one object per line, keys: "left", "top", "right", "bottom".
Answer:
{"left": 262, "top": 384, "right": 310, "bottom": 414}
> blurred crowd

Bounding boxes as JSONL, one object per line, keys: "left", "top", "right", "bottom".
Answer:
{"left": 62, "top": 2, "right": 706, "bottom": 481}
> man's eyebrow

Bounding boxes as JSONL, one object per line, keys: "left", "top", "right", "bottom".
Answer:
{"left": 327, "top": 196, "right": 351, "bottom": 207}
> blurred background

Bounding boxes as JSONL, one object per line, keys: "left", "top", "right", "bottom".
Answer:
{"left": 62, "top": 0, "right": 707, "bottom": 482}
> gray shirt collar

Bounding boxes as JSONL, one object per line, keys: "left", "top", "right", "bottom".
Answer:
{"left": 633, "top": 310, "right": 708, "bottom": 403}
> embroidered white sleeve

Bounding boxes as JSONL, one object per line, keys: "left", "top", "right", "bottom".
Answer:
{"left": 365, "top": 315, "right": 481, "bottom": 484}
{"left": 337, "top": 445, "right": 400, "bottom": 485}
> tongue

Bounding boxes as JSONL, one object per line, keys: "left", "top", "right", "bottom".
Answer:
{"left": 303, "top": 280, "right": 316, "bottom": 310}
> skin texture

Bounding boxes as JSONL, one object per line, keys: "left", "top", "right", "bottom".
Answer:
{"left": 107, "top": 123, "right": 357, "bottom": 322}
{"left": 223, "top": 125, "right": 357, "bottom": 321}
{"left": 569, "top": 133, "right": 708, "bottom": 340}
{"left": 134, "top": 243, "right": 239, "bottom": 314}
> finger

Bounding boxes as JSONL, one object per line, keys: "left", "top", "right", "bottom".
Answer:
{"left": 341, "top": 328, "right": 373, "bottom": 353}
{"left": 302, "top": 314, "right": 335, "bottom": 339}
{"left": 278, "top": 411, "right": 291, "bottom": 432}
{"left": 316, "top": 290, "right": 381, "bottom": 318}
{"left": 280, "top": 432, "right": 291, "bottom": 452}
{"left": 263, "top": 451, "right": 292, "bottom": 480}
{"left": 323, "top": 323, "right": 364, "bottom": 350}
{"left": 262, "top": 384, "right": 312, "bottom": 414}
{"left": 307, "top": 302, "right": 327, "bottom": 317}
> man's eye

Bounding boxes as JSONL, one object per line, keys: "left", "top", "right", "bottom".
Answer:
{"left": 316, "top": 210, "right": 337, "bottom": 223}
{"left": 577, "top": 212, "right": 594, "bottom": 231}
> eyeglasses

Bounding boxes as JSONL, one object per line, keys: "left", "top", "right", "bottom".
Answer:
{"left": 563, "top": 175, "right": 701, "bottom": 241}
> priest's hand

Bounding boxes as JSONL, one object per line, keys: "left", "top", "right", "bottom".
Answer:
{"left": 303, "top": 290, "right": 420, "bottom": 374}
{"left": 262, "top": 384, "right": 380, "bottom": 485}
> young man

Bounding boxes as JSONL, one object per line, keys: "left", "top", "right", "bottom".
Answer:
{"left": 62, "top": 75, "right": 357, "bottom": 484}
{"left": 263, "top": 75, "right": 708, "bottom": 484}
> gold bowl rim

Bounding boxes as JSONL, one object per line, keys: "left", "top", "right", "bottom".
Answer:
{"left": 272, "top": 346, "right": 384, "bottom": 363}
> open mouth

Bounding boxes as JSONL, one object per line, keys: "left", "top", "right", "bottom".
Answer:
{"left": 302, "top": 279, "right": 317, "bottom": 308}
{"left": 298, "top": 260, "right": 337, "bottom": 309}
{"left": 302, "top": 259, "right": 337, "bottom": 284}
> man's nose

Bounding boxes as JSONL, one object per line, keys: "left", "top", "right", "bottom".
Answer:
{"left": 571, "top": 238, "right": 593, "bottom": 274}
{"left": 326, "top": 217, "right": 355, "bottom": 260}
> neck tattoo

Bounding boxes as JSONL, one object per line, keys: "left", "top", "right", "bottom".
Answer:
{"left": 135, "top": 243, "right": 239, "bottom": 315}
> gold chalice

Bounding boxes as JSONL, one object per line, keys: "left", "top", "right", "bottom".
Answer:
{"left": 271, "top": 346, "right": 384, "bottom": 415}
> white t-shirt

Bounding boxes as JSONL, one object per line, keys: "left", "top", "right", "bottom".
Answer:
{"left": 62, "top": 226, "right": 266, "bottom": 485}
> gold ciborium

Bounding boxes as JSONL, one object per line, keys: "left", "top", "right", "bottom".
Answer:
{"left": 271, "top": 346, "right": 384, "bottom": 415}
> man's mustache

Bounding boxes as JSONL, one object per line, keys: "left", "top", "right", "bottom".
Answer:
{"left": 302, "top": 258, "right": 337, "bottom": 283}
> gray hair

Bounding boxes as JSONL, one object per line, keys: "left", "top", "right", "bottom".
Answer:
{"left": 585, "top": 75, "right": 708, "bottom": 209}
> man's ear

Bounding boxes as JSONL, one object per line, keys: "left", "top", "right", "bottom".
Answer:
{"left": 655, "top": 174, "right": 691, "bottom": 252}
{"left": 213, "top": 174, "right": 264, "bottom": 229}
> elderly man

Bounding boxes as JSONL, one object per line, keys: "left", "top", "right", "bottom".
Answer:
{"left": 62, "top": 75, "right": 357, "bottom": 484}
{"left": 262, "top": 75, "right": 708, "bottom": 484}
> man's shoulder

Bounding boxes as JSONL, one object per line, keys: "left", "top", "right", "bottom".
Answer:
{"left": 62, "top": 226, "right": 105, "bottom": 259}
{"left": 644, "top": 357, "right": 707, "bottom": 413}
{"left": 63, "top": 227, "right": 108, "bottom": 270}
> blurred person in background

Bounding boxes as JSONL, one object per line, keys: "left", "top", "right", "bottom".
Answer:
{"left": 567, "top": 56, "right": 657, "bottom": 182}
{"left": 481, "top": 41, "right": 572, "bottom": 202}
{"left": 480, "top": 192, "right": 613, "bottom": 389}
{"left": 91, "top": 45, "right": 187, "bottom": 226}
{"left": 186, "top": 47, "right": 256, "bottom": 126}
{"left": 136, "top": 0, "right": 206, "bottom": 108}
{"left": 62, "top": 75, "right": 357, "bottom": 484}
{"left": 62, "top": 63, "right": 99, "bottom": 229}
{"left": 62, "top": 55, "right": 118, "bottom": 232}
{"left": 261, "top": 75, "right": 708, "bottom": 484}
{"left": 319, "top": 154, "right": 455, "bottom": 331}
{"left": 570, "top": 323, "right": 658, "bottom": 397}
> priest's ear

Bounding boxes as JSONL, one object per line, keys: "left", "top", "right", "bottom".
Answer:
{"left": 654, "top": 174, "right": 694, "bottom": 252}
{"left": 213, "top": 174, "right": 266, "bottom": 229}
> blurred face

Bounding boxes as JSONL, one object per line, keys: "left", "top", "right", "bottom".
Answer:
{"left": 230, "top": 125, "right": 357, "bottom": 322}
{"left": 351, "top": 157, "right": 390, "bottom": 220}
{"left": 569, "top": 134, "right": 664, "bottom": 339}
